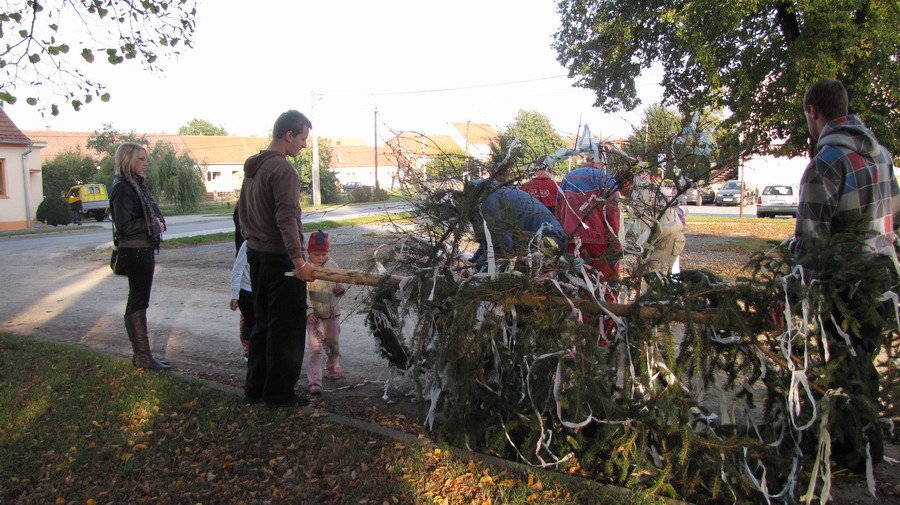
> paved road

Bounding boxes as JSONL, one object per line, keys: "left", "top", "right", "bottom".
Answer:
{"left": 0, "top": 200, "right": 412, "bottom": 253}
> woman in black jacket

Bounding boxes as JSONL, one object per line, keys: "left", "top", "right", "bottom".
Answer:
{"left": 110, "top": 142, "right": 171, "bottom": 370}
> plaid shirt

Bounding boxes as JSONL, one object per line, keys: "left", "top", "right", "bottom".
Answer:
{"left": 795, "top": 115, "right": 900, "bottom": 262}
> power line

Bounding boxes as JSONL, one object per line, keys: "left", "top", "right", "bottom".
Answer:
{"left": 320, "top": 75, "right": 568, "bottom": 98}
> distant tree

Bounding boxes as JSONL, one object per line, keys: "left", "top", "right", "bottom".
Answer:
{"left": 554, "top": 1, "right": 900, "bottom": 156}
{"left": 425, "top": 149, "right": 474, "bottom": 180}
{"left": 178, "top": 118, "right": 227, "bottom": 136}
{"left": 0, "top": 0, "right": 198, "bottom": 115}
{"left": 41, "top": 149, "right": 99, "bottom": 198}
{"left": 87, "top": 124, "right": 148, "bottom": 185}
{"left": 144, "top": 142, "right": 204, "bottom": 212}
{"left": 501, "top": 110, "right": 565, "bottom": 163}
{"left": 291, "top": 138, "right": 340, "bottom": 204}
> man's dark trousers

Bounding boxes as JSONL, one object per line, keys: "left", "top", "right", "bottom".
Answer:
{"left": 245, "top": 247, "right": 307, "bottom": 404}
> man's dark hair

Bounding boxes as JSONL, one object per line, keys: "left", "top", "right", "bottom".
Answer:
{"left": 804, "top": 79, "right": 849, "bottom": 121}
{"left": 273, "top": 110, "right": 312, "bottom": 139}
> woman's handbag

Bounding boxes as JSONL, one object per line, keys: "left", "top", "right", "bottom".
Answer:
{"left": 110, "top": 245, "right": 127, "bottom": 275}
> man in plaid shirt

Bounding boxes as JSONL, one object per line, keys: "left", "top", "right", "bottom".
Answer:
{"left": 795, "top": 79, "right": 899, "bottom": 472}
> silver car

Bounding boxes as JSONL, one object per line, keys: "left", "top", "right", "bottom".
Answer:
{"left": 756, "top": 184, "right": 799, "bottom": 218}
{"left": 714, "top": 180, "right": 744, "bottom": 206}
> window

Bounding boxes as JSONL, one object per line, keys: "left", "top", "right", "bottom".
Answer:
{"left": 763, "top": 186, "right": 793, "bottom": 196}
{"left": 0, "top": 159, "right": 6, "bottom": 197}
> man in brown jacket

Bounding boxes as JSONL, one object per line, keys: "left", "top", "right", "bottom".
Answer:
{"left": 238, "top": 109, "right": 317, "bottom": 407}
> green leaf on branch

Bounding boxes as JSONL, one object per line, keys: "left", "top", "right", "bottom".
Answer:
{"left": 50, "top": 104, "right": 59, "bottom": 116}
{"left": 28, "top": 53, "right": 40, "bottom": 63}
{"left": 81, "top": 48, "right": 95, "bottom": 63}
{"left": 26, "top": 97, "right": 37, "bottom": 105}
{"left": 71, "top": 100, "right": 82, "bottom": 111}
{"left": 0, "top": 91, "right": 17, "bottom": 104}
{"left": 100, "top": 93, "right": 111, "bottom": 102}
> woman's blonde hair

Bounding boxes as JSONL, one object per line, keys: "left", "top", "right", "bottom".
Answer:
{"left": 114, "top": 142, "right": 147, "bottom": 178}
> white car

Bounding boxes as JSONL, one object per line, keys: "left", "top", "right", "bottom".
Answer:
{"left": 756, "top": 184, "right": 799, "bottom": 218}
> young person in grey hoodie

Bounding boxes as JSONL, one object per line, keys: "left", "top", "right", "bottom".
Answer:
{"left": 796, "top": 79, "right": 899, "bottom": 473}
{"left": 237, "top": 110, "right": 317, "bottom": 407}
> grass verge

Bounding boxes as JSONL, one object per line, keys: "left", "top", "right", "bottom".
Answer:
{"left": 0, "top": 225, "right": 102, "bottom": 238}
{"left": 162, "top": 213, "right": 413, "bottom": 249}
{"left": 0, "top": 333, "right": 660, "bottom": 504}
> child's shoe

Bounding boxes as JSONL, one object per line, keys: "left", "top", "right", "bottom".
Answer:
{"left": 326, "top": 371, "right": 343, "bottom": 380}
{"left": 309, "top": 384, "right": 322, "bottom": 395}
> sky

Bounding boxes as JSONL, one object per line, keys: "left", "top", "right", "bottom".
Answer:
{"left": 4, "top": 0, "right": 664, "bottom": 143}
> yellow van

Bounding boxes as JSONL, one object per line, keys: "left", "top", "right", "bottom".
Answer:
{"left": 66, "top": 183, "right": 109, "bottom": 222}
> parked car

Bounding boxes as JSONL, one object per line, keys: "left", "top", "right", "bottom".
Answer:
{"left": 714, "top": 180, "right": 745, "bottom": 206}
{"left": 342, "top": 181, "right": 369, "bottom": 192}
{"left": 678, "top": 184, "right": 714, "bottom": 205}
{"left": 756, "top": 184, "right": 799, "bottom": 218}
{"left": 66, "top": 183, "right": 109, "bottom": 222}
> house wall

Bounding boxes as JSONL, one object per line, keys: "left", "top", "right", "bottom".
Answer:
{"left": 0, "top": 145, "right": 43, "bottom": 230}
{"left": 333, "top": 165, "right": 402, "bottom": 190}
{"left": 203, "top": 163, "right": 244, "bottom": 193}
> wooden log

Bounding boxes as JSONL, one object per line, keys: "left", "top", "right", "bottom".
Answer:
{"left": 292, "top": 267, "right": 722, "bottom": 324}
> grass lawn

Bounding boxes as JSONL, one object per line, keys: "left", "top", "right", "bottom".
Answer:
{"left": 0, "top": 334, "right": 664, "bottom": 505}
{"left": 0, "top": 225, "right": 103, "bottom": 239}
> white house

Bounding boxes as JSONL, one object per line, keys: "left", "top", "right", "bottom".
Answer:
{"left": 0, "top": 108, "right": 44, "bottom": 230}
{"left": 329, "top": 139, "right": 400, "bottom": 189}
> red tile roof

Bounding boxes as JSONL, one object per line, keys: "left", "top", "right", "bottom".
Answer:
{"left": 387, "top": 133, "right": 462, "bottom": 158}
{"left": 179, "top": 135, "right": 268, "bottom": 164}
{"left": 0, "top": 108, "right": 33, "bottom": 145}
{"left": 450, "top": 122, "right": 499, "bottom": 145}
{"left": 331, "top": 145, "right": 396, "bottom": 168}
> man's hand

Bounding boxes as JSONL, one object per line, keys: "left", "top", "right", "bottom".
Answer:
{"left": 229, "top": 299, "right": 238, "bottom": 311}
{"left": 156, "top": 217, "right": 166, "bottom": 233}
{"left": 293, "top": 258, "right": 317, "bottom": 282}
{"left": 333, "top": 283, "right": 345, "bottom": 296}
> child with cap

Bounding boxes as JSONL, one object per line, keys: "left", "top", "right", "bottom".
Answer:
{"left": 305, "top": 230, "right": 346, "bottom": 394}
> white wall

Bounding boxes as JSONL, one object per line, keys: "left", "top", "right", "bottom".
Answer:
{"left": 333, "top": 166, "right": 401, "bottom": 190}
{"left": 204, "top": 163, "right": 243, "bottom": 193}
{"left": 0, "top": 145, "right": 43, "bottom": 230}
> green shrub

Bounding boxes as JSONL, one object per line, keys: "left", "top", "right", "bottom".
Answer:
{"left": 372, "top": 187, "right": 390, "bottom": 201}
{"left": 350, "top": 186, "right": 373, "bottom": 203}
{"left": 35, "top": 195, "right": 73, "bottom": 226}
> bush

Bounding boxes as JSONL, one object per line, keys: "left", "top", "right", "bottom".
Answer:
{"left": 35, "top": 195, "right": 73, "bottom": 226}
{"left": 372, "top": 187, "right": 390, "bottom": 201}
{"left": 349, "top": 186, "right": 373, "bottom": 203}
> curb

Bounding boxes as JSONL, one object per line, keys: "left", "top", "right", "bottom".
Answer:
{"left": 176, "top": 371, "right": 690, "bottom": 504}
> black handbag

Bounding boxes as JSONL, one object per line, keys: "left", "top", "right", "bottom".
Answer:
{"left": 110, "top": 245, "right": 127, "bottom": 275}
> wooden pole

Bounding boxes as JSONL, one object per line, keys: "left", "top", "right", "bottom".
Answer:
{"left": 291, "top": 267, "right": 721, "bottom": 324}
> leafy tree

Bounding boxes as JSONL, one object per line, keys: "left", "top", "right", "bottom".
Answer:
{"left": 501, "top": 110, "right": 565, "bottom": 162}
{"left": 291, "top": 138, "right": 340, "bottom": 204}
{"left": 41, "top": 149, "right": 99, "bottom": 198}
{"left": 35, "top": 194, "right": 72, "bottom": 226}
{"left": 144, "top": 142, "right": 204, "bottom": 212}
{"left": 178, "top": 118, "right": 227, "bottom": 136}
{"left": 87, "top": 124, "right": 148, "bottom": 185}
{"left": 0, "top": 0, "right": 198, "bottom": 115}
{"left": 554, "top": 1, "right": 900, "bottom": 156}
{"left": 424, "top": 149, "right": 474, "bottom": 180}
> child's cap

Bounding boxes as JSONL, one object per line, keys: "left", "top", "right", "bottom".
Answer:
{"left": 307, "top": 230, "right": 329, "bottom": 253}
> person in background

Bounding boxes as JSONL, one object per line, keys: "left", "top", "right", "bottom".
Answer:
{"left": 238, "top": 110, "right": 317, "bottom": 407}
{"left": 109, "top": 141, "right": 171, "bottom": 370}
{"left": 232, "top": 205, "right": 250, "bottom": 358}
{"left": 794, "top": 79, "right": 899, "bottom": 472}
{"left": 304, "top": 231, "right": 346, "bottom": 394}
{"left": 519, "top": 156, "right": 559, "bottom": 214}
{"left": 229, "top": 240, "right": 253, "bottom": 362}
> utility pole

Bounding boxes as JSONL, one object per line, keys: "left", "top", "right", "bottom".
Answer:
{"left": 464, "top": 119, "right": 471, "bottom": 155}
{"left": 374, "top": 107, "right": 380, "bottom": 191}
{"left": 310, "top": 91, "right": 321, "bottom": 207}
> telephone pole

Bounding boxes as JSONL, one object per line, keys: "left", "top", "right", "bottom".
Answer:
{"left": 310, "top": 91, "right": 321, "bottom": 207}
{"left": 374, "top": 107, "right": 380, "bottom": 191}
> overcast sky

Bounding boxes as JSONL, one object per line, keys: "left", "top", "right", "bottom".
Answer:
{"left": 4, "top": 0, "right": 663, "bottom": 142}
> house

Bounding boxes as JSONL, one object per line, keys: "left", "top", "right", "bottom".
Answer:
{"left": 24, "top": 129, "right": 265, "bottom": 196}
{"left": 179, "top": 135, "right": 268, "bottom": 195}
{"left": 329, "top": 138, "right": 400, "bottom": 189}
{"left": 448, "top": 122, "right": 499, "bottom": 160}
{"left": 0, "top": 109, "right": 44, "bottom": 230}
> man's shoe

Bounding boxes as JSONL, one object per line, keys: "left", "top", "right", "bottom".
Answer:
{"left": 243, "top": 395, "right": 263, "bottom": 405}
